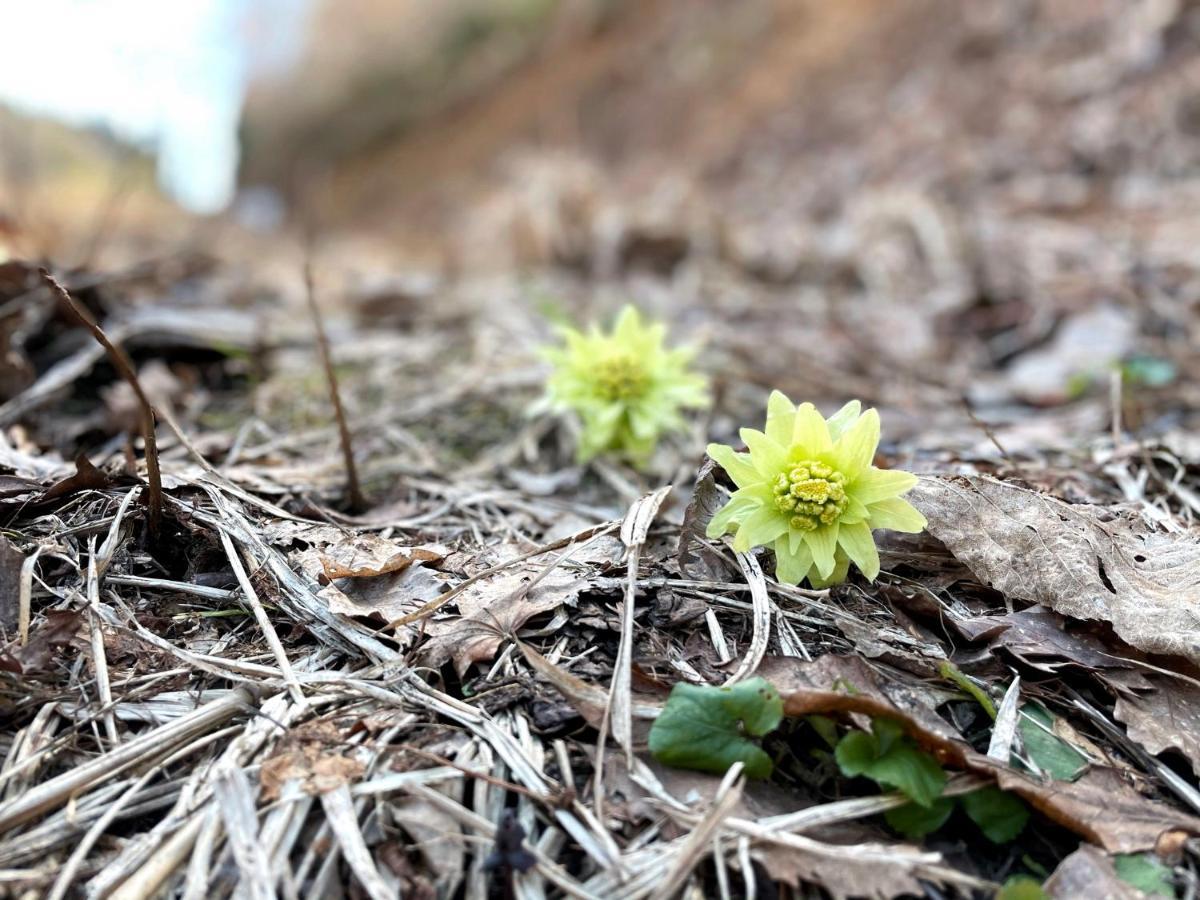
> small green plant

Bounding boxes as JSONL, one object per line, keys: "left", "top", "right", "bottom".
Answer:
{"left": 539, "top": 305, "right": 708, "bottom": 464}
{"left": 1114, "top": 853, "right": 1175, "bottom": 897}
{"left": 835, "top": 718, "right": 1029, "bottom": 842}
{"left": 706, "top": 391, "right": 925, "bottom": 586}
{"left": 648, "top": 677, "right": 783, "bottom": 779}
{"left": 997, "top": 876, "right": 1048, "bottom": 900}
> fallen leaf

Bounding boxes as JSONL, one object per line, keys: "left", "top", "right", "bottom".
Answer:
{"left": 418, "top": 536, "right": 622, "bottom": 676}
{"left": 0, "top": 609, "right": 83, "bottom": 675}
{"left": 259, "top": 722, "right": 365, "bottom": 799}
{"left": 960, "top": 606, "right": 1133, "bottom": 673}
{"left": 910, "top": 475, "right": 1200, "bottom": 665}
{"left": 758, "top": 654, "right": 1200, "bottom": 852}
{"left": 1110, "top": 670, "right": 1200, "bottom": 778}
{"left": 319, "top": 547, "right": 442, "bottom": 581}
{"left": 41, "top": 454, "right": 112, "bottom": 501}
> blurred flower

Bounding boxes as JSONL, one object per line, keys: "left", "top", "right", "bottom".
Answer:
{"left": 540, "top": 305, "right": 708, "bottom": 464}
{"left": 706, "top": 391, "right": 925, "bottom": 587}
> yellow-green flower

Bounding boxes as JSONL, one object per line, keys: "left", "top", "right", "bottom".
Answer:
{"left": 541, "top": 305, "right": 708, "bottom": 463}
{"left": 706, "top": 392, "right": 925, "bottom": 587}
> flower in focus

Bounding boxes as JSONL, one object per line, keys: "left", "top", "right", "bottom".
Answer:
{"left": 540, "top": 305, "right": 708, "bottom": 463}
{"left": 705, "top": 391, "right": 925, "bottom": 587}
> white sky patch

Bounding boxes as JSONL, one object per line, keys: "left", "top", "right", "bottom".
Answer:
{"left": 0, "top": 0, "right": 308, "bottom": 213}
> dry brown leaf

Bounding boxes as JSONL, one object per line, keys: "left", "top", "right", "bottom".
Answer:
{"left": 1044, "top": 845, "right": 1144, "bottom": 900}
{"left": 759, "top": 654, "right": 1200, "bottom": 853}
{"left": 0, "top": 609, "right": 83, "bottom": 676}
{"left": 910, "top": 475, "right": 1200, "bottom": 664}
{"left": 319, "top": 547, "right": 442, "bottom": 581}
{"left": 1110, "top": 670, "right": 1200, "bottom": 778}
{"left": 961, "top": 607, "right": 1133, "bottom": 673}
{"left": 419, "top": 536, "right": 622, "bottom": 676}
{"left": 293, "top": 536, "right": 450, "bottom": 639}
{"left": 521, "top": 643, "right": 660, "bottom": 743}
{"left": 259, "top": 722, "right": 366, "bottom": 800}
{"left": 750, "top": 841, "right": 927, "bottom": 900}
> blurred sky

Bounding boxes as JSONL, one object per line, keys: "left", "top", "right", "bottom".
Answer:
{"left": 0, "top": 0, "right": 310, "bottom": 212}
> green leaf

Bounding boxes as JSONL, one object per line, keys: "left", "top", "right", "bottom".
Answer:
{"left": 1019, "top": 704, "right": 1088, "bottom": 782}
{"left": 960, "top": 787, "right": 1029, "bottom": 843}
{"left": 835, "top": 719, "right": 947, "bottom": 807}
{"left": 807, "top": 715, "right": 839, "bottom": 750}
{"left": 997, "top": 875, "right": 1048, "bottom": 900}
{"left": 1114, "top": 853, "right": 1175, "bottom": 897}
{"left": 648, "top": 677, "right": 783, "bottom": 779}
{"left": 884, "top": 798, "right": 954, "bottom": 839}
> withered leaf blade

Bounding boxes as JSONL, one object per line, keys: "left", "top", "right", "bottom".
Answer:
{"left": 910, "top": 475, "right": 1200, "bottom": 665}
{"left": 41, "top": 454, "right": 112, "bottom": 501}
{"left": 0, "top": 609, "right": 84, "bottom": 676}
{"left": 1110, "top": 670, "right": 1200, "bottom": 779}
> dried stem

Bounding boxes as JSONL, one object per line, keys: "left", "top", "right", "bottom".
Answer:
{"left": 303, "top": 262, "right": 365, "bottom": 512}
{"left": 39, "top": 268, "right": 163, "bottom": 541}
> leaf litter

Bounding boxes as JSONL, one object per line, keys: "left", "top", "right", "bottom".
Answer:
{"left": 5, "top": 4, "right": 1200, "bottom": 896}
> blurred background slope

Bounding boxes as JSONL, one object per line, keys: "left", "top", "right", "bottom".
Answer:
{"left": 2, "top": 0, "right": 1198, "bottom": 442}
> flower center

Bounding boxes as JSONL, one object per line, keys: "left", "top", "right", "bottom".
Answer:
{"left": 594, "top": 353, "right": 649, "bottom": 402}
{"left": 772, "top": 460, "right": 848, "bottom": 531}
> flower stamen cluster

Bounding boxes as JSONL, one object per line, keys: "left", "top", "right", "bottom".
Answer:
{"left": 593, "top": 353, "right": 650, "bottom": 403}
{"left": 772, "top": 461, "right": 847, "bottom": 530}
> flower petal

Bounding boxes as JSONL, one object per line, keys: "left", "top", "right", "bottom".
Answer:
{"left": 774, "top": 535, "right": 813, "bottom": 585}
{"left": 740, "top": 428, "right": 789, "bottom": 477}
{"left": 732, "top": 506, "right": 788, "bottom": 552}
{"left": 832, "top": 408, "right": 880, "bottom": 479}
{"left": 837, "top": 520, "right": 880, "bottom": 581}
{"left": 808, "top": 550, "right": 851, "bottom": 588}
{"left": 707, "top": 443, "right": 761, "bottom": 488}
{"left": 792, "top": 403, "right": 832, "bottom": 455}
{"left": 825, "top": 400, "right": 862, "bottom": 440}
{"left": 804, "top": 522, "right": 839, "bottom": 578}
{"left": 706, "top": 492, "right": 756, "bottom": 538}
{"left": 765, "top": 390, "right": 797, "bottom": 445}
{"left": 840, "top": 495, "right": 869, "bottom": 524}
{"left": 613, "top": 305, "right": 642, "bottom": 342}
{"left": 851, "top": 468, "right": 919, "bottom": 505}
{"left": 867, "top": 496, "right": 927, "bottom": 533}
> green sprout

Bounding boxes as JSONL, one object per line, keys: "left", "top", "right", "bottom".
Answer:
{"left": 539, "top": 305, "right": 708, "bottom": 464}
{"left": 706, "top": 391, "right": 925, "bottom": 587}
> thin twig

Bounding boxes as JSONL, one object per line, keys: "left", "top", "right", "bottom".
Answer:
{"left": 303, "top": 261, "right": 365, "bottom": 512}
{"left": 39, "top": 269, "right": 163, "bottom": 540}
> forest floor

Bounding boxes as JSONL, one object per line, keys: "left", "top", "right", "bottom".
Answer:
{"left": 3, "top": 1, "right": 1200, "bottom": 898}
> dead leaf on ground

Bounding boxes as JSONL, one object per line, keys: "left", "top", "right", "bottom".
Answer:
{"left": 259, "top": 721, "right": 366, "bottom": 799}
{"left": 958, "top": 606, "right": 1134, "bottom": 673}
{"left": 0, "top": 609, "right": 83, "bottom": 676}
{"left": 759, "top": 654, "right": 1200, "bottom": 853}
{"left": 910, "top": 475, "right": 1200, "bottom": 665}
{"left": 41, "top": 454, "right": 112, "bottom": 501}
{"left": 418, "top": 536, "right": 622, "bottom": 676}
{"left": 1109, "top": 669, "right": 1200, "bottom": 779}
{"left": 522, "top": 643, "right": 661, "bottom": 742}
{"left": 293, "top": 536, "right": 450, "bottom": 640}
{"left": 1044, "top": 845, "right": 1144, "bottom": 900}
